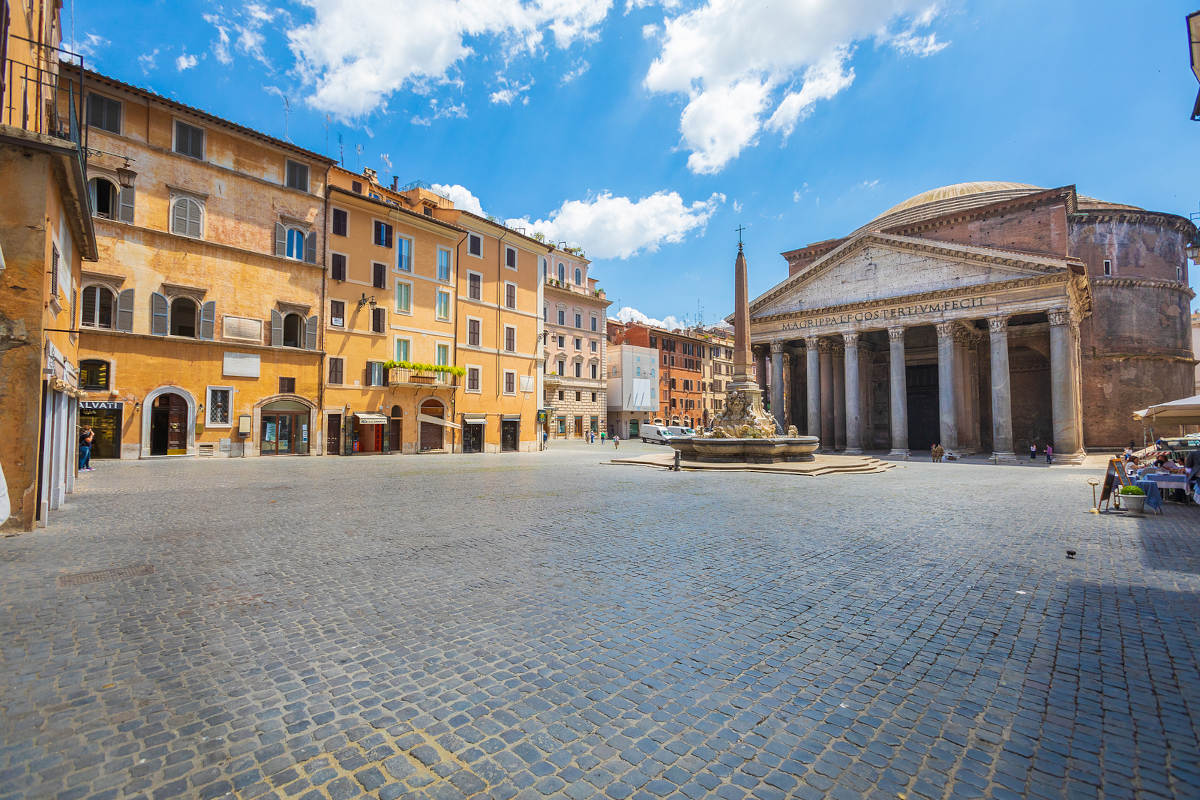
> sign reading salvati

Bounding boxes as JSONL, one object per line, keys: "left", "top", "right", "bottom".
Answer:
{"left": 80, "top": 401, "right": 123, "bottom": 410}
{"left": 767, "top": 295, "right": 990, "bottom": 333}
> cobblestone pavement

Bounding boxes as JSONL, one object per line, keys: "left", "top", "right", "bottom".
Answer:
{"left": 2, "top": 442, "right": 1199, "bottom": 800}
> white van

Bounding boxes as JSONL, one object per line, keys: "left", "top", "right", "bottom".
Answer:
{"left": 666, "top": 426, "right": 696, "bottom": 438}
{"left": 640, "top": 424, "right": 673, "bottom": 444}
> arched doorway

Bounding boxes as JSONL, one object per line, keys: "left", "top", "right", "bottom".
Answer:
{"left": 150, "top": 392, "right": 188, "bottom": 455}
{"left": 260, "top": 399, "right": 311, "bottom": 455}
{"left": 419, "top": 399, "right": 444, "bottom": 452}
{"left": 389, "top": 405, "right": 403, "bottom": 452}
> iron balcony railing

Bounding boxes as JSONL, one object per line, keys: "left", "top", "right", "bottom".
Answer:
{"left": 2, "top": 35, "right": 87, "bottom": 175}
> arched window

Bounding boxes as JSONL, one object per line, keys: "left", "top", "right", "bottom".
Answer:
{"left": 80, "top": 285, "right": 115, "bottom": 328}
{"left": 88, "top": 178, "right": 118, "bottom": 219}
{"left": 557, "top": 262, "right": 565, "bottom": 282}
{"left": 170, "top": 297, "right": 197, "bottom": 337}
{"left": 80, "top": 359, "right": 109, "bottom": 390}
{"left": 282, "top": 313, "right": 303, "bottom": 348}
{"left": 574, "top": 267, "right": 582, "bottom": 285}
{"left": 170, "top": 197, "right": 203, "bottom": 238}
{"left": 285, "top": 227, "right": 306, "bottom": 260}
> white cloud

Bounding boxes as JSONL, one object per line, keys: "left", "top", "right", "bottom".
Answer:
{"left": 410, "top": 98, "right": 468, "bottom": 127}
{"left": 136, "top": 49, "right": 159, "bottom": 73}
{"left": 203, "top": 14, "right": 233, "bottom": 64}
{"left": 508, "top": 190, "right": 724, "bottom": 260}
{"left": 615, "top": 306, "right": 684, "bottom": 331}
{"left": 431, "top": 184, "right": 486, "bottom": 216}
{"left": 560, "top": 60, "right": 590, "bottom": 84}
{"left": 63, "top": 33, "right": 108, "bottom": 63}
{"left": 287, "top": 0, "right": 617, "bottom": 119}
{"left": 732, "top": 200, "right": 743, "bottom": 214}
{"left": 176, "top": 52, "right": 199, "bottom": 71}
{"left": 490, "top": 76, "right": 534, "bottom": 106}
{"left": 644, "top": 0, "right": 949, "bottom": 174}
{"left": 860, "top": 178, "right": 880, "bottom": 189}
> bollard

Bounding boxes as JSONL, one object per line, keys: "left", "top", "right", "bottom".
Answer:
{"left": 673, "top": 450, "right": 681, "bottom": 472}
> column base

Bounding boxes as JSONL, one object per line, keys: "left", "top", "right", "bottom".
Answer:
{"left": 888, "top": 448, "right": 910, "bottom": 459}
{"left": 844, "top": 447, "right": 863, "bottom": 455}
{"left": 1051, "top": 449, "right": 1086, "bottom": 465}
{"left": 991, "top": 451, "right": 1018, "bottom": 464}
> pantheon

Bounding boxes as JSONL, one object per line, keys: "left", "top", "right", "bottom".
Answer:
{"left": 749, "top": 182, "right": 1196, "bottom": 462}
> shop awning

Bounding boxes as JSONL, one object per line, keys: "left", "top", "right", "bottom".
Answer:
{"left": 354, "top": 412, "right": 388, "bottom": 425}
{"left": 1133, "top": 394, "right": 1200, "bottom": 425}
{"left": 462, "top": 415, "right": 487, "bottom": 425}
{"left": 418, "top": 414, "right": 461, "bottom": 430}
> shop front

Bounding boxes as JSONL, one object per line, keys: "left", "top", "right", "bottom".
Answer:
{"left": 260, "top": 399, "right": 311, "bottom": 455}
{"left": 350, "top": 412, "right": 387, "bottom": 453}
{"left": 501, "top": 417, "right": 519, "bottom": 452}
{"left": 463, "top": 415, "right": 486, "bottom": 454}
{"left": 79, "top": 400, "right": 123, "bottom": 459}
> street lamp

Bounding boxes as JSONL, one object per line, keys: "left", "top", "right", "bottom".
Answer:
{"left": 357, "top": 293, "right": 377, "bottom": 310}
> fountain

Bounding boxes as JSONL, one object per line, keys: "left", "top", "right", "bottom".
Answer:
{"left": 669, "top": 241, "right": 820, "bottom": 464}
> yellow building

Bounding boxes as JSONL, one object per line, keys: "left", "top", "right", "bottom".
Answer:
{"left": 322, "top": 167, "right": 463, "bottom": 454}
{"left": 0, "top": 5, "right": 97, "bottom": 530}
{"left": 67, "top": 67, "right": 333, "bottom": 459}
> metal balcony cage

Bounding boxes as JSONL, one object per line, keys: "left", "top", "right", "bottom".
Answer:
{"left": 1, "top": 34, "right": 87, "bottom": 154}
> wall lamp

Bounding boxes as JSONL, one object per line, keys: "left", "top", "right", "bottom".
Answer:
{"left": 86, "top": 148, "right": 137, "bottom": 187}
{"left": 357, "top": 293, "right": 377, "bottom": 310}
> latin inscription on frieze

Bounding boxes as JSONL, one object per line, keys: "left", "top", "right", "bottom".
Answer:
{"left": 773, "top": 295, "right": 988, "bottom": 333}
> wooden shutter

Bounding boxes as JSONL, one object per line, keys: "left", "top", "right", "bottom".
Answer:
{"left": 274, "top": 223, "right": 286, "bottom": 256}
{"left": 171, "top": 200, "right": 188, "bottom": 235}
{"left": 305, "top": 315, "right": 318, "bottom": 350}
{"left": 364, "top": 363, "right": 372, "bottom": 386}
{"left": 150, "top": 292, "right": 168, "bottom": 336}
{"left": 115, "top": 288, "right": 134, "bottom": 332}
{"left": 305, "top": 231, "right": 317, "bottom": 264}
{"left": 199, "top": 301, "right": 216, "bottom": 340}
{"left": 331, "top": 253, "right": 345, "bottom": 281}
{"left": 118, "top": 185, "right": 135, "bottom": 223}
{"left": 270, "top": 309, "right": 284, "bottom": 346}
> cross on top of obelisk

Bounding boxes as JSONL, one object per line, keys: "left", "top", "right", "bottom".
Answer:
{"left": 735, "top": 224, "right": 746, "bottom": 249}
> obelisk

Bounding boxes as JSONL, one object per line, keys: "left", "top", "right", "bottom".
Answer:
{"left": 732, "top": 241, "right": 754, "bottom": 387}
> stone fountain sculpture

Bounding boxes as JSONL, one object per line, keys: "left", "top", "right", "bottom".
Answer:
{"left": 669, "top": 241, "right": 820, "bottom": 463}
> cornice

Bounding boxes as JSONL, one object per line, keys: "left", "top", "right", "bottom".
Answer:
{"left": 1071, "top": 208, "right": 1197, "bottom": 235}
{"left": 1090, "top": 276, "right": 1196, "bottom": 299}
{"left": 879, "top": 186, "right": 1076, "bottom": 240}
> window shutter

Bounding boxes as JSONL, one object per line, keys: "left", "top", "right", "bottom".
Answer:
{"left": 364, "top": 364, "right": 372, "bottom": 386}
{"left": 171, "top": 200, "right": 187, "bottom": 235}
{"left": 274, "top": 222, "right": 286, "bottom": 256}
{"left": 270, "top": 309, "right": 284, "bottom": 346}
{"left": 188, "top": 202, "right": 201, "bottom": 238}
{"left": 118, "top": 185, "right": 135, "bottom": 223}
{"left": 150, "top": 292, "right": 168, "bottom": 336}
{"left": 199, "top": 300, "right": 216, "bottom": 340}
{"left": 305, "top": 230, "right": 316, "bottom": 264}
{"left": 116, "top": 289, "right": 134, "bottom": 332}
{"left": 305, "top": 315, "right": 318, "bottom": 350}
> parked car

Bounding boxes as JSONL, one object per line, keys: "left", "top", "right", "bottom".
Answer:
{"left": 641, "top": 424, "right": 674, "bottom": 444}
{"left": 666, "top": 426, "right": 696, "bottom": 438}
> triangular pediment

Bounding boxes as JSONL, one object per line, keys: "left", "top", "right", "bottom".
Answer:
{"left": 751, "top": 233, "right": 1072, "bottom": 318}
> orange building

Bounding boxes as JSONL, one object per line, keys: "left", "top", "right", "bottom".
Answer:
{"left": 0, "top": 5, "right": 97, "bottom": 530}
{"left": 608, "top": 322, "right": 707, "bottom": 428}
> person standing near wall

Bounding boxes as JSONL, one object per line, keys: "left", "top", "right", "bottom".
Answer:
{"left": 78, "top": 426, "right": 94, "bottom": 472}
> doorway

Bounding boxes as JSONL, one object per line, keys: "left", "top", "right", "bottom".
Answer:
{"left": 150, "top": 393, "right": 188, "bottom": 455}
{"left": 419, "top": 399, "right": 444, "bottom": 451}
{"left": 463, "top": 423, "right": 484, "bottom": 454}
{"left": 327, "top": 413, "right": 341, "bottom": 455}
{"left": 906, "top": 363, "right": 939, "bottom": 452}
{"left": 79, "top": 404, "right": 122, "bottom": 458}
{"left": 389, "top": 406, "right": 403, "bottom": 453}
{"left": 261, "top": 400, "right": 310, "bottom": 455}
{"left": 501, "top": 420, "right": 518, "bottom": 452}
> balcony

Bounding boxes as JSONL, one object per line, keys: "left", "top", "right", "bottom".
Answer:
{"left": 3, "top": 39, "right": 87, "bottom": 170}
{"left": 387, "top": 367, "right": 459, "bottom": 388}
{"left": 544, "top": 276, "right": 606, "bottom": 300}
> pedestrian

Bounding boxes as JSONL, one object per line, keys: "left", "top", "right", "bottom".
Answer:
{"left": 930, "top": 442, "right": 939, "bottom": 462}
{"left": 1029, "top": 441, "right": 1037, "bottom": 461}
{"left": 600, "top": 431, "right": 605, "bottom": 442}
{"left": 78, "top": 426, "right": 94, "bottom": 472}
{"left": 1046, "top": 443, "right": 1053, "bottom": 465}
{"left": 613, "top": 433, "right": 620, "bottom": 449}
{"left": 542, "top": 430, "right": 548, "bottom": 448}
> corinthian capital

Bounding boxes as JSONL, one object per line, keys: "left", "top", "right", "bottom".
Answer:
{"left": 769, "top": 340, "right": 784, "bottom": 354}
{"left": 805, "top": 336, "right": 821, "bottom": 351}
{"left": 935, "top": 321, "right": 955, "bottom": 340}
{"left": 816, "top": 338, "right": 833, "bottom": 353}
{"left": 842, "top": 331, "right": 859, "bottom": 348}
{"left": 987, "top": 315, "right": 1009, "bottom": 334}
{"left": 1047, "top": 307, "right": 1071, "bottom": 327}
{"left": 887, "top": 327, "right": 905, "bottom": 342}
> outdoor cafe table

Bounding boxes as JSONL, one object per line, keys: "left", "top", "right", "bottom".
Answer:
{"left": 1134, "top": 479, "right": 1163, "bottom": 513}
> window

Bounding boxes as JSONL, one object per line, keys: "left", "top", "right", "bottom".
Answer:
{"left": 468, "top": 318, "right": 481, "bottom": 347}
{"left": 467, "top": 366, "right": 481, "bottom": 392}
{"left": 503, "top": 371, "right": 516, "bottom": 394}
{"left": 541, "top": 257, "right": 547, "bottom": 278}
{"left": 591, "top": 316, "right": 598, "bottom": 332}
{"left": 283, "top": 313, "right": 304, "bottom": 347}
{"left": 504, "top": 283, "right": 516, "bottom": 309}
{"left": 352, "top": 180, "right": 363, "bottom": 194}
{"left": 574, "top": 362, "right": 582, "bottom": 378}
{"left": 544, "top": 305, "right": 548, "bottom": 321}
{"left": 373, "top": 263, "right": 386, "bottom": 289}
{"left": 1177, "top": 265, "right": 1184, "bottom": 282}
{"left": 557, "top": 359, "right": 565, "bottom": 375}
{"left": 88, "top": 178, "right": 117, "bottom": 219}
{"left": 574, "top": 267, "right": 582, "bottom": 285}
{"left": 80, "top": 359, "right": 109, "bottom": 390}
{"left": 207, "top": 387, "right": 231, "bottom": 426}
{"left": 395, "top": 280, "right": 411, "bottom": 313}
{"left": 557, "top": 335, "right": 565, "bottom": 347}
{"left": 557, "top": 263, "right": 565, "bottom": 282}
{"left": 437, "top": 248, "right": 452, "bottom": 282}
{"left": 285, "top": 160, "right": 309, "bottom": 192}
{"left": 436, "top": 343, "right": 450, "bottom": 366}
{"left": 332, "top": 208, "right": 348, "bottom": 236}
{"left": 557, "top": 391, "right": 563, "bottom": 400}
{"left": 371, "top": 307, "right": 386, "bottom": 334}
{"left": 590, "top": 340, "right": 597, "bottom": 352}
{"left": 374, "top": 220, "right": 393, "bottom": 248}
{"left": 170, "top": 197, "right": 203, "bottom": 238}
{"left": 365, "top": 362, "right": 385, "bottom": 386}
{"left": 80, "top": 285, "right": 114, "bottom": 329}
{"left": 467, "top": 272, "right": 482, "bottom": 301}
{"left": 331, "top": 253, "right": 347, "bottom": 281}
{"left": 170, "top": 297, "right": 197, "bottom": 337}
{"left": 591, "top": 364, "right": 598, "bottom": 379}
{"left": 394, "top": 339, "right": 410, "bottom": 362}
{"left": 504, "top": 326, "right": 516, "bottom": 352}
{"left": 1103, "top": 259, "right": 1112, "bottom": 276}
{"left": 285, "top": 227, "right": 307, "bottom": 260}
{"left": 575, "top": 391, "right": 581, "bottom": 402}
{"left": 396, "top": 236, "right": 412, "bottom": 272}
{"left": 330, "top": 300, "right": 345, "bottom": 327}
{"left": 86, "top": 93, "right": 121, "bottom": 133}
{"left": 649, "top": 335, "right": 657, "bottom": 347}
{"left": 575, "top": 313, "right": 582, "bottom": 328}
{"left": 574, "top": 337, "right": 582, "bottom": 350}
{"left": 591, "top": 392, "right": 597, "bottom": 402}
{"left": 557, "top": 417, "right": 566, "bottom": 435}
{"left": 574, "top": 415, "right": 583, "bottom": 434}
{"left": 557, "top": 309, "right": 565, "bottom": 325}
{"left": 279, "top": 377, "right": 296, "bottom": 394}
{"left": 468, "top": 233, "right": 482, "bottom": 256}
{"left": 328, "top": 357, "right": 344, "bottom": 384}
{"left": 436, "top": 290, "right": 450, "bottom": 320}
{"left": 505, "top": 246, "right": 517, "bottom": 269}
{"left": 174, "top": 120, "right": 204, "bottom": 159}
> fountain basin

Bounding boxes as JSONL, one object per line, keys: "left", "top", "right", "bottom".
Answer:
{"left": 671, "top": 436, "right": 820, "bottom": 463}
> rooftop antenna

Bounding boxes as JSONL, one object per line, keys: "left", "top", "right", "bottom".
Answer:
{"left": 283, "top": 96, "right": 291, "bottom": 142}
{"left": 355, "top": 143, "right": 363, "bottom": 170}
{"left": 337, "top": 133, "right": 344, "bottom": 166}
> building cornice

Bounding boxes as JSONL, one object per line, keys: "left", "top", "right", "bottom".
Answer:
{"left": 1070, "top": 208, "right": 1197, "bottom": 236}
{"left": 1090, "top": 276, "right": 1196, "bottom": 299}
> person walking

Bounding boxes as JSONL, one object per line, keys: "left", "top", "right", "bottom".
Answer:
{"left": 1029, "top": 441, "right": 1037, "bottom": 462}
{"left": 78, "top": 426, "right": 94, "bottom": 472}
{"left": 1046, "top": 443, "right": 1053, "bottom": 465}
{"left": 613, "top": 433, "right": 620, "bottom": 450}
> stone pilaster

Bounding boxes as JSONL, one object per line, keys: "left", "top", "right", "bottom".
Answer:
{"left": 935, "top": 321, "right": 959, "bottom": 452}
{"left": 988, "top": 316, "right": 1017, "bottom": 462}
{"left": 832, "top": 343, "right": 846, "bottom": 451}
{"left": 887, "top": 327, "right": 908, "bottom": 456}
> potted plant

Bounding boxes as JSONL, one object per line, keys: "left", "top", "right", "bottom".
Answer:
{"left": 409, "top": 362, "right": 436, "bottom": 384}
{"left": 386, "top": 359, "right": 410, "bottom": 383}
{"left": 1118, "top": 484, "right": 1146, "bottom": 515}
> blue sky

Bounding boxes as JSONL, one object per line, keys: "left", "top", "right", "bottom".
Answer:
{"left": 67, "top": 0, "right": 1200, "bottom": 326}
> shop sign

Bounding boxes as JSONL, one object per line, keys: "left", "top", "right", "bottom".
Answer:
{"left": 81, "top": 401, "right": 123, "bottom": 410}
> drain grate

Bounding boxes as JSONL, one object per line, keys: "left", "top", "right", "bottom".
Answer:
{"left": 58, "top": 564, "right": 154, "bottom": 587}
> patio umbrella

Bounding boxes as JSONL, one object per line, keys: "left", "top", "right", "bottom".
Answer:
{"left": 1133, "top": 394, "right": 1200, "bottom": 426}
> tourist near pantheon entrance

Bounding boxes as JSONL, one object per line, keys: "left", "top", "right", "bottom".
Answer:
{"left": 748, "top": 182, "right": 1196, "bottom": 463}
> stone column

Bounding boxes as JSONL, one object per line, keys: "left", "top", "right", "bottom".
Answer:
{"left": 755, "top": 347, "right": 768, "bottom": 391}
{"left": 842, "top": 332, "right": 862, "bottom": 454}
{"left": 887, "top": 327, "right": 908, "bottom": 456}
{"left": 988, "top": 316, "right": 1016, "bottom": 462}
{"left": 819, "top": 339, "right": 835, "bottom": 449}
{"left": 806, "top": 337, "right": 821, "bottom": 439}
{"left": 1048, "top": 307, "right": 1084, "bottom": 461}
{"left": 935, "top": 322, "right": 959, "bottom": 452}
{"left": 769, "top": 341, "right": 785, "bottom": 433}
{"left": 832, "top": 344, "right": 846, "bottom": 450}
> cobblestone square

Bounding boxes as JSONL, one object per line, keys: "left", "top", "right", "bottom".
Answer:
{"left": 2, "top": 443, "right": 1199, "bottom": 800}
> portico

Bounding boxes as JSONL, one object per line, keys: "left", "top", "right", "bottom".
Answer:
{"left": 749, "top": 233, "right": 1091, "bottom": 462}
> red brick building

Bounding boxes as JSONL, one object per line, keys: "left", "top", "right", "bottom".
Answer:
{"left": 608, "top": 322, "right": 708, "bottom": 427}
